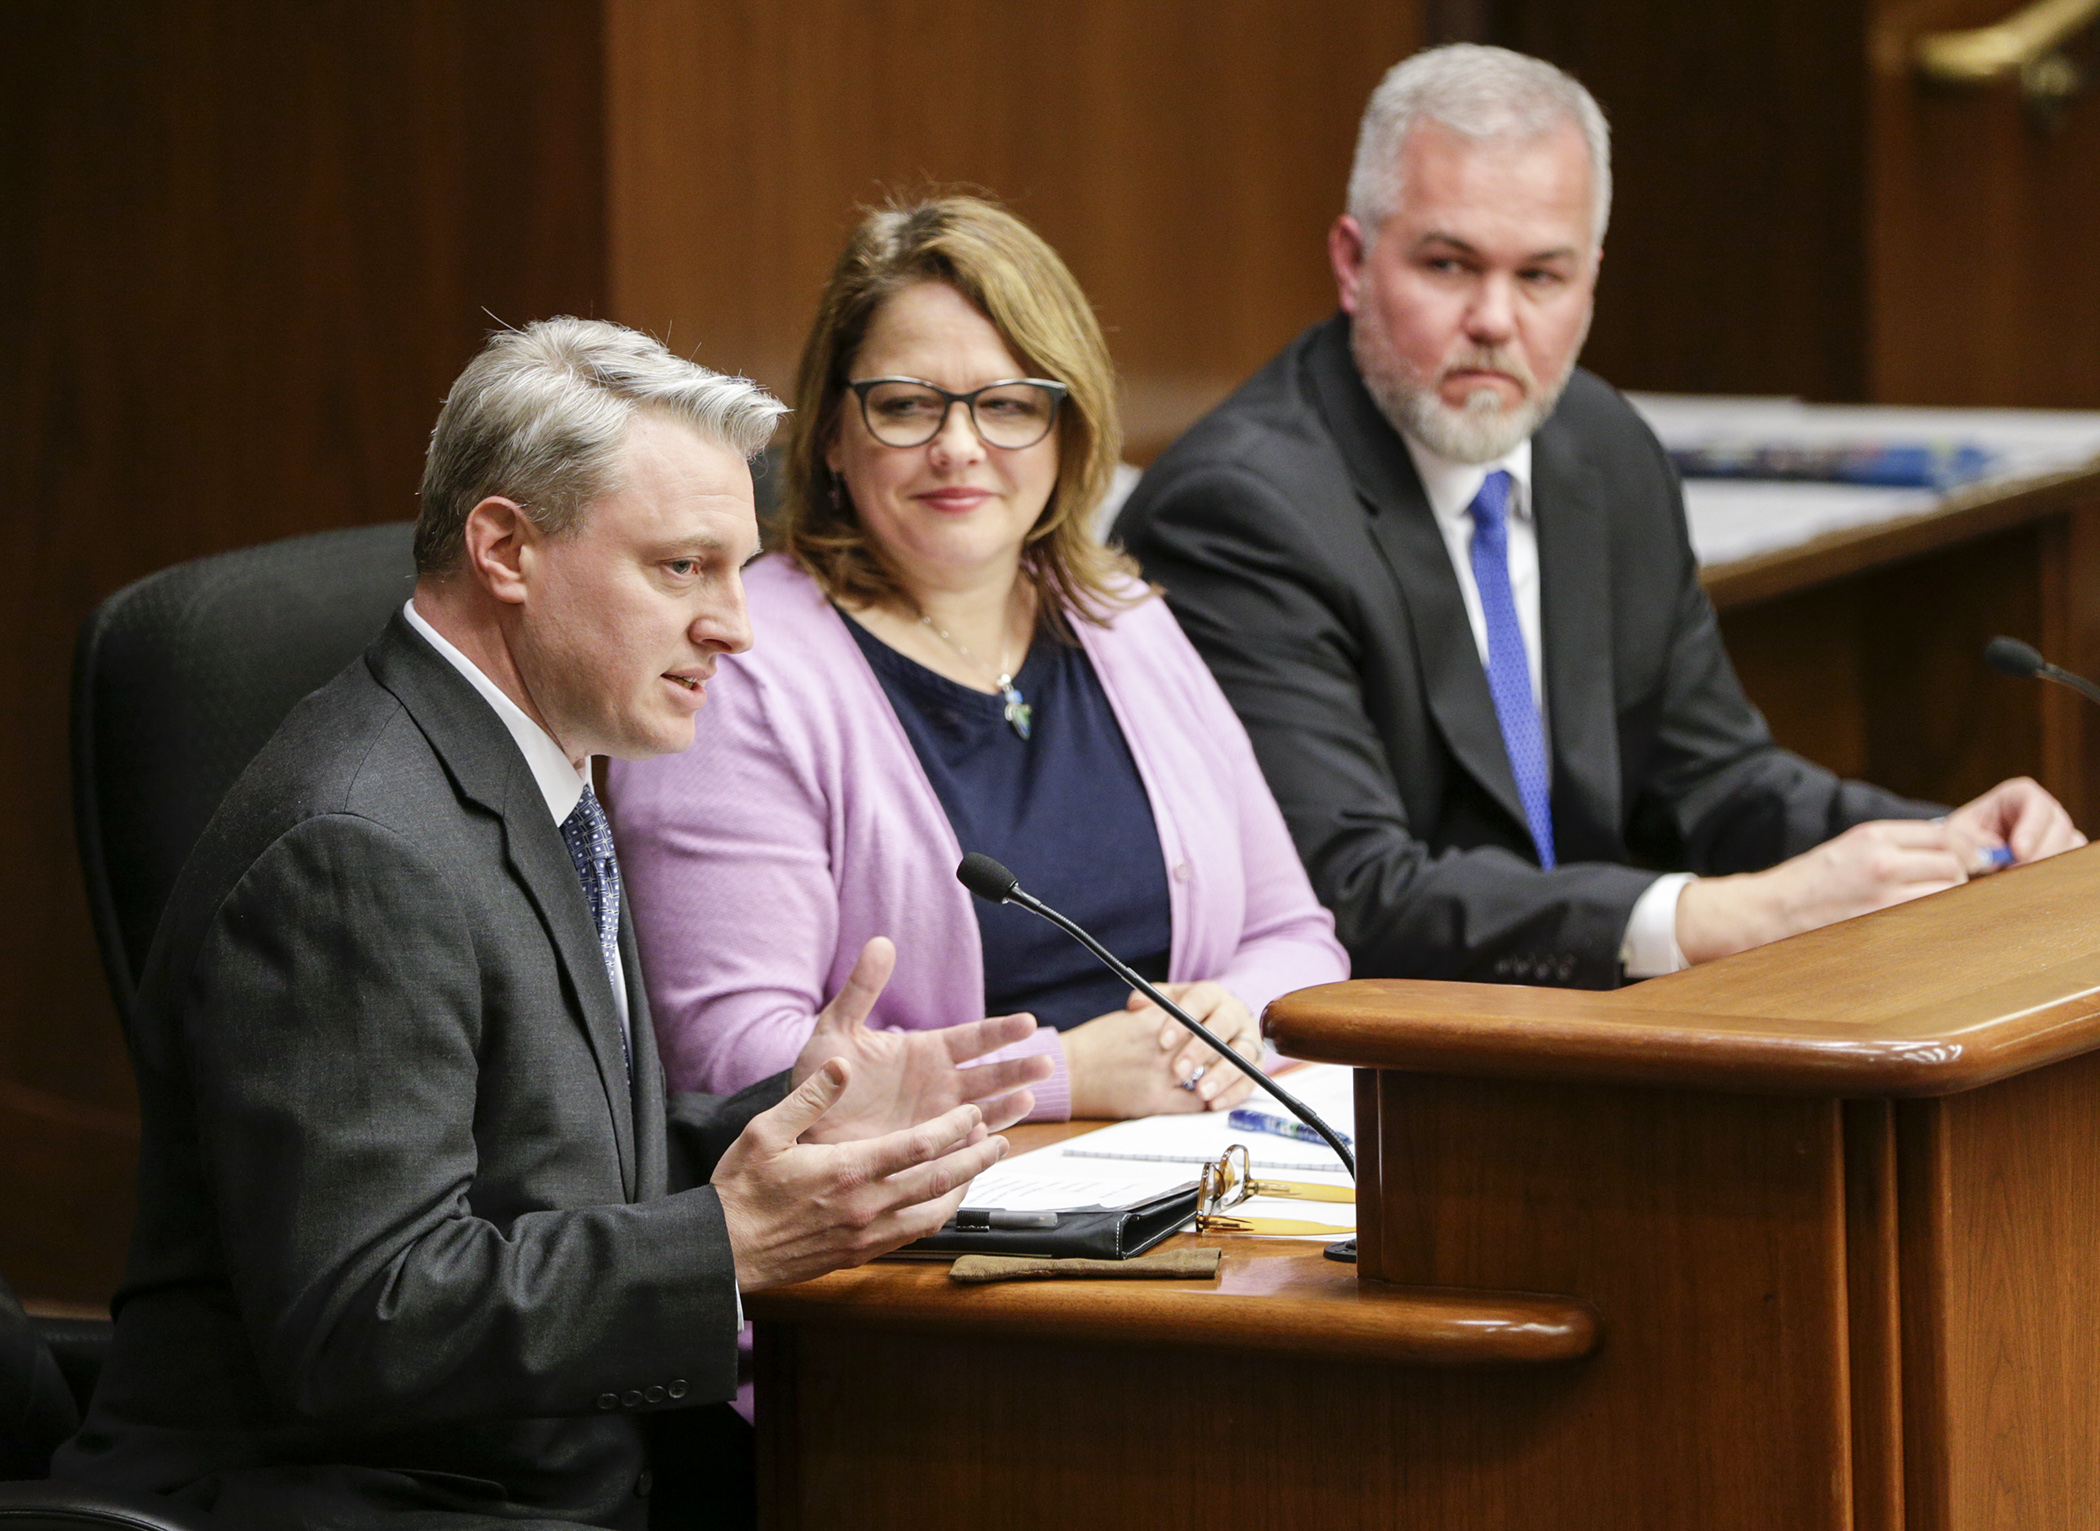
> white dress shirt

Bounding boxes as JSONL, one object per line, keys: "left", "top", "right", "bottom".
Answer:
{"left": 1400, "top": 435, "right": 1691, "bottom": 978}
{"left": 401, "top": 601, "right": 632, "bottom": 1037}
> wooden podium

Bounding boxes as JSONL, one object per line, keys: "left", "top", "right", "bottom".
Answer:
{"left": 749, "top": 845, "right": 2100, "bottom": 1530}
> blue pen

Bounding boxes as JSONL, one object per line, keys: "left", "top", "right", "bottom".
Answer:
{"left": 1228, "top": 1107, "right": 1352, "bottom": 1151}
{"left": 1984, "top": 844, "right": 2016, "bottom": 870}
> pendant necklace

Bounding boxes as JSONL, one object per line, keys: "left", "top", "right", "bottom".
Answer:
{"left": 917, "top": 611, "right": 1033, "bottom": 740}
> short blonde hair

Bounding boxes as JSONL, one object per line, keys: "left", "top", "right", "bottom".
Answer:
{"left": 416, "top": 316, "right": 784, "bottom": 576}
{"left": 777, "top": 196, "right": 1134, "bottom": 628}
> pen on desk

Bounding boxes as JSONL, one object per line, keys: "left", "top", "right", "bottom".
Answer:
{"left": 953, "top": 1208, "right": 1060, "bottom": 1231}
{"left": 1227, "top": 1107, "right": 1353, "bottom": 1151}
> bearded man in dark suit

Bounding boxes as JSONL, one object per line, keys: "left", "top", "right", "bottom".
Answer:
{"left": 58, "top": 318, "right": 1049, "bottom": 1528}
{"left": 1116, "top": 44, "right": 2082, "bottom": 988}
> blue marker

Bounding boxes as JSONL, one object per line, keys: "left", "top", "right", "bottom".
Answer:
{"left": 1228, "top": 1107, "right": 1352, "bottom": 1151}
{"left": 1984, "top": 844, "right": 2016, "bottom": 870}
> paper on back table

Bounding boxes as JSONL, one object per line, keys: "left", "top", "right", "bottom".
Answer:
{"left": 1625, "top": 392, "right": 2100, "bottom": 567}
{"left": 958, "top": 1063, "right": 1357, "bottom": 1239}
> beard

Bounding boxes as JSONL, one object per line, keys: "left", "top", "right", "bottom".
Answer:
{"left": 1350, "top": 302, "right": 1588, "bottom": 465}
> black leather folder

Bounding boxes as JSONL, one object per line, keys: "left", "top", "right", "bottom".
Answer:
{"left": 892, "top": 1182, "right": 1200, "bottom": 1261}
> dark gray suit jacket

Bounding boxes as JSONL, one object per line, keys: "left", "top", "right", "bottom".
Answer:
{"left": 1115, "top": 315, "right": 1933, "bottom": 988}
{"left": 58, "top": 614, "right": 783, "bottom": 1529}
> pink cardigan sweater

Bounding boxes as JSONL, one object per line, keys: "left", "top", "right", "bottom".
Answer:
{"left": 605, "top": 556, "right": 1348, "bottom": 1119}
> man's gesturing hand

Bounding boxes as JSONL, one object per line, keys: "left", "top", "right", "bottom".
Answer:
{"left": 791, "top": 937, "right": 1052, "bottom": 1143}
{"left": 714, "top": 1059, "right": 1007, "bottom": 1293}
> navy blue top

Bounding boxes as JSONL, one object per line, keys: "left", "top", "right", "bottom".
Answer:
{"left": 843, "top": 613, "right": 1172, "bottom": 1030}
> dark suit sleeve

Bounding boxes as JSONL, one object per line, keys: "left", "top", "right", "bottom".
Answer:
{"left": 185, "top": 813, "right": 742, "bottom": 1425}
{"left": 664, "top": 1072, "right": 791, "bottom": 1192}
{"left": 1124, "top": 461, "right": 1658, "bottom": 987}
{"left": 1620, "top": 473, "right": 1940, "bottom": 871}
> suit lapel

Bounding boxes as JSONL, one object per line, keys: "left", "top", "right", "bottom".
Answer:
{"left": 366, "top": 615, "right": 640, "bottom": 1198}
{"left": 501, "top": 799, "right": 639, "bottom": 1197}
{"left": 621, "top": 915, "right": 668, "bottom": 1200}
{"left": 1532, "top": 422, "right": 1624, "bottom": 857}
{"left": 1308, "top": 321, "right": 1532, "bottom": 838}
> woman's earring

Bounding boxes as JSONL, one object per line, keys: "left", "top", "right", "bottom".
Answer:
{"left": 827, "top": 469, "right": 844, "bottom": 511}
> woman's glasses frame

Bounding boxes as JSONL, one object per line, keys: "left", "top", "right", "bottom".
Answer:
{"left": 846, "top": 375, "right": 1069, "bottom": 450}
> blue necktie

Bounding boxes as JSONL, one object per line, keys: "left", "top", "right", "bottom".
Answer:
{"left": 560, "top": 783, "right": 632, "bottom": 1076}
{"left": 1466, "top": 471, "right": 1556, "bottom": 869}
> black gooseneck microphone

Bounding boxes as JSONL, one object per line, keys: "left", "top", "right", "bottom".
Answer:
{"left": 956, "top": 852, "right": 1356, "bottom": 1179}
{"left": 1985, "top": 636, "right": 2100, "bottom": 708}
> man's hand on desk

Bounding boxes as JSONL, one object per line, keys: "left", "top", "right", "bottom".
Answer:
{"left": 1943, "top": 776, "right": 2086, "bottom": 865}
{"left": 715, "top": 1060, "right": 1007, "bottom": 1292}
{"left": 1677, "top": 820, "right": 1969, "bottom": 965}
{"left": 1675, "top": 779, "right": 2084, "bottom": 964}
{"left": 791, "top": 936, "right": 1051, "bottom": 1142}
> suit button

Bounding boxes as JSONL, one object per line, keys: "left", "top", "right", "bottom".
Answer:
{"left": 635, "top": 1471, "right": 654, "bottom": 1498}
{"left": 667, "top": 1379, "right": 689, "bottom": 1399}
{"left": 644, "top": 1385, "right": 666, "bottom": 1404}
{"left": 1557, "top": 955, "right": 1576, "bottom": 981}
{"left": 596, "top": 1393, "right": 618, "bottom": 1411}
{"left": 621, "top": 1390, "right": 643, "bottom": 1408}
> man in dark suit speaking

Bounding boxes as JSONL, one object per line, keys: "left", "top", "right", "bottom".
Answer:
{"left": 1116, "top": 44, "right": 2082, "bottom": 988}
{"left": 58, "top": 318, "right": 1050, "bottom": 1528}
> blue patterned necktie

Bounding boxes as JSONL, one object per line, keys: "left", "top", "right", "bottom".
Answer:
{"left": 560, "top": 783, "right": 631, "bottom": 1076}
{"left": 1466, "top": 470, "right": 1556, "bottom": 869}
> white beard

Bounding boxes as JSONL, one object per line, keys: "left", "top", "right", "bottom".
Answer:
{"left": 1350, "top": 303, "right": 1586, "bottom": 466}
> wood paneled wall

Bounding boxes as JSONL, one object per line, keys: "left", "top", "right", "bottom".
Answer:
{"left": 604, "top": 0, "right": 1422, "bottom": 459}
{"left": 0, "top": 1, "right": 607, "bottom": 1304}
{"left": 1867, "top": 0, "right": 2100, "bottom": 407}
{"left": 1471, "top": 0, "right": 2100, "bottom": 409}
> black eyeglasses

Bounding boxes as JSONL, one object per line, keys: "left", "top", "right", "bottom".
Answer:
{"left": 846, "top": 376, "right": 1068, "bottom": 450}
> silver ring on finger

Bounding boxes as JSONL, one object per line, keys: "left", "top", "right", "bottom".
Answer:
{"left": 1179, "top": 1063, "right": 1209, "bottom": 1091}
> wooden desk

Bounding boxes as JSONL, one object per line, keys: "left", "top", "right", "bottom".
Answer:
{"left": 752, "top": 846, "right": 2100, "bottom": 1530}
{"left": 1706, "top": 462, "right": 2100, "bottom": 825}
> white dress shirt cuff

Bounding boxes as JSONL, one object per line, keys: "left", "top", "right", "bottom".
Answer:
{"left": 1620, "top": 873, "right": 1695, "bottom": 979}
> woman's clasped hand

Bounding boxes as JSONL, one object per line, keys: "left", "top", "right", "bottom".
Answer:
{"left": 1064, "top": 982, "right": 1266, "bottom": 1119}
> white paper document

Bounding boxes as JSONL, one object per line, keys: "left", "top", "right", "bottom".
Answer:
{"left": 1058, "top": 1062, "right": 1353, "bottom": 1174}
{"left": 1625, "top": 393, "right": 2100, "bottom": 568}
{"left": 959, "top": 1063, "right": 1359, "bottom": 1239}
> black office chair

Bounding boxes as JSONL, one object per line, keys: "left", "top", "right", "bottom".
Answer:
{"left": 0, "top": 1272, "right": 201, "bottom": 1528}
{"left": 0, "top": 524, "right": 418, "bottom": 1525}
{"left": 0, "top": 1274, "right": 76, "bottom": 1482}
{"left": 71, "top": 522, "right": 417, "bottom": 1036}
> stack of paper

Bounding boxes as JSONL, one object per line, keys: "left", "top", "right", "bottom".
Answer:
{"left": 1625, "top": 393, "right": 2100, "bottom": 568}
{"left": 959, "top": 1063, "right": 1358, "bottom": 1242}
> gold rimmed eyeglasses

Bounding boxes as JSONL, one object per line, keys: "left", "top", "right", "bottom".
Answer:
{"left": 1194, "top": 1143, "right": 1355, "bottom": 1237}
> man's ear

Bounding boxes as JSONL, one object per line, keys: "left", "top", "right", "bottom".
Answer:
{"left": 1329, "top": 214, "right": 1369, "bottom": 316}
{"left": 461, "top": 497, "right": 538, "bottom": 607}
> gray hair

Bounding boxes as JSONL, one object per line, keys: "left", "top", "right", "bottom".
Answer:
{"left": 1346, "top": 44, "right": 1612, "bottom": 250}
{"left": 415, "top": 315, "right": 786, "bottom": 575}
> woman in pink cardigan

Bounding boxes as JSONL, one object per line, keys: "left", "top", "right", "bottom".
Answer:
{"left": 607, "top": 197, "right": 1346, "bottom": 1121}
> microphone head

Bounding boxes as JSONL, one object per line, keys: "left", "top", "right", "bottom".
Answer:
{"left": 1985, "top": 636, "right": 2046, "bottom": 678}
{"left": 957, "top": 853, "right": 1021, "bottom": 905}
